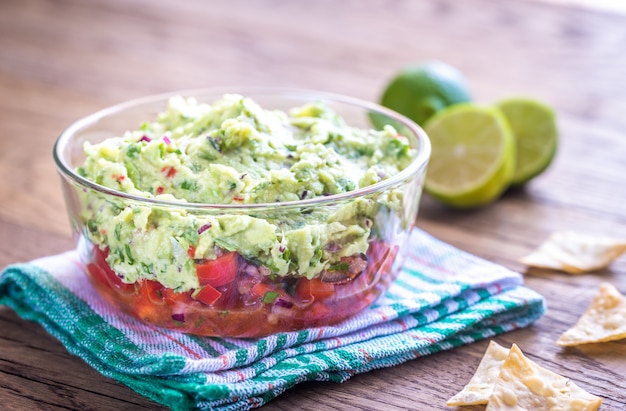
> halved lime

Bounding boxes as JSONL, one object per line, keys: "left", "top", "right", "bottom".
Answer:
{"left": 379, "top": 61, "right": 471, "bottom": 127}
{"left": 423, "top": 104, "right": 516, "bottom": 208}
{"left": 497, "top": 98, "right": 558, "bottom": 186}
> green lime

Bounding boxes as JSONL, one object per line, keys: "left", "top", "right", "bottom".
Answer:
{"left": 496, "top": 98, "right": 558, "bottom": 186}
{"left": 379, "top": 61, "right": 471, "bottom": 126}
{"left": 423, "top": 104, "right": 516, "bottom": 208}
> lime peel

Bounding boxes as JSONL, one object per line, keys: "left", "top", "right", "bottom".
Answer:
{"left": 380, "top": 61, "right": 471, "bottom": 126}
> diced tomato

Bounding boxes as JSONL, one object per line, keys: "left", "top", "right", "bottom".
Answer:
{"left": 309, "top": 279, "right": 336, "bottom": 299}
{"left": 162, "top": 287, "right": 193, "bottom": 305}
{"left": 366, "top": 240, "right": 390, "bottom": 275}
{"left": 84, "top": 236, "right": 395, "bottom": 337}
{"left": 132, "top": 280, "right": 164, "bottom": 320}
{"left": 196, "top": 252, "right": 239, "bottom": 287}
{"left": 251, "top": 282, "right": 284, "bottom": 301}
{"left": 194, "top": 284, "right": 222, "bottom": 306}
{"left": 250, "top": 282, "right": 271, "bottom": 299}
{"left": 135, "top": 279, "right": 164, "bottom": 304}
{"left": 295, "top": 278, "right": 335, "bottom": 301}
{"left": 89, "top": 247, "right": 134, "bottom": 294}
{"left": 303, "top": 301, "right": 334, "bottom": 323}
{"left": 187, "top": 245, "right": 197, "bottom": 258}
{"left": 384, "top": 245, "right": 399, "bottom": 273}
{"left": 161, "top": 166, "right": 177, "bottom": 178}
{"left": 86, "top": 263, "right": 109, "bottom": 287}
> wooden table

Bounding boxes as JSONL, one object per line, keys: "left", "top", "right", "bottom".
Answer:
{"left": 2, "top": 0, "right": 625, "bottom": 409}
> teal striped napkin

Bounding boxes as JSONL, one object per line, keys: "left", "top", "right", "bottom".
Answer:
{"left": 0, "top": 229, "right": 545, "bottom": 411}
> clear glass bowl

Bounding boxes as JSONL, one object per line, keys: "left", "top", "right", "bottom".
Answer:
{"left": 53, "top": 88, "right": 430, "bottom": 337}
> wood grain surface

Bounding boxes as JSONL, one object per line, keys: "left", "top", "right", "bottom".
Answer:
{"left": 2, "top": 0, "right": 626, "bottom": 409}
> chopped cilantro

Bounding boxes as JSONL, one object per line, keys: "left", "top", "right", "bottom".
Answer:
{"left": 127, "top": 143, "right": 141, "bottom": 158}
{"left": 181, "top": 180, "right": 198, "bottom": 190}
{"left": 182, "top": 226, "right": 198, "bottom": 244}
{"left": 385, "top": 137, "right": 409, "bottom": 158}
{"left": 86, "top": 219, "right": 98, "bottom": 234}
{"left": 124, "top": 244, "right": 135, "bottom": 265}
{"left": 125, "top": 160, "right": 138, "bottom": 182}
{"left": 141, "top": 262, "right": 154, "bottom": 274}
{"left": 336, "top": 177, "right": 355, "bottom": 192}
{"left": 328, "top": 262, "right": 350, "bottom": 272}
{"left": 262, "top": 291, "right": 280, "bottom": 304}
{"left": 208, "top": 136, "right": 222, "bottom": 152}
{"left": 114, "top": 224, "right": 122, "bottom": 241}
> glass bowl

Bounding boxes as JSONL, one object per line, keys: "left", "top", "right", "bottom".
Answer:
{"left": 53, "top": 88, "right": 430, "bottom": 338}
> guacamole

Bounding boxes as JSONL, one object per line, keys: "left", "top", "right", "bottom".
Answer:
{"left": 78, "top": 94, "right": 414, "bottom": 292}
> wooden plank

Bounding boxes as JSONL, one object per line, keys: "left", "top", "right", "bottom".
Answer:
{"left": 0, "top": 309, "right": 167, "bottom": 410}
{"left": 1, "top": 0, "right": 626, "bottom": 409}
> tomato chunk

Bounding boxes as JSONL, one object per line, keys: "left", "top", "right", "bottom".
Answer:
{"left": 162, "top": 287, "right": 193, "bottom": 304}
{"left": 89, "top": 246, "right": 134, "bottom": 294}
{"left": 135, "top": 279, "right": 164, "bottom": 304}
{"left": 194, "top": 284, "right": 222, "bottom": 306}
{"left": 187, "top": 246, "right": 197, "bottom": 258}
{"left": 196, "top": 252, "right": 239, "bottom": 287}
{"left": 295, "top": 278, "right": 335, "bottom": 301}
{"left": 250, "top": 282, "right": 273, "bottom": 299}
{"left": 84, "top": 235, "right": 396, "bottom": 337}
{"left": 250, "top": 282, "right": 286, "bottom": 303}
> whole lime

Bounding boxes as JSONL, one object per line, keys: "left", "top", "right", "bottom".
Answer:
{"left": 380, "top": 61, "right": 472, "bottom": 126}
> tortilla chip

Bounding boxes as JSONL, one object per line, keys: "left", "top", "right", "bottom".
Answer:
{"left": 557, "top": 282, "right": 626, "bottom": 346}
{"left": 520, "top": 231, "right": 626, "bottom": 274}
{"left": 486, "top": 344, "right": 602, "bottom": 410}
{"left": 447, "top": 341, "right": 510, "bottom": 406}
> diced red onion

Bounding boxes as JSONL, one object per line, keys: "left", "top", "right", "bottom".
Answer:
{"left": 197, "top": 223, "right": 212, "bottom": 234}
{"left": 274, "top": 298, "right": 293, "bottom": 309}
{"left": 171, "top": 313, "right": 185, "bottom": 322}
{"left": 325, "top": 242, "right": 341, "bottom": 253}
{"left": 139, "top": 135, "right": 151, "bottom": 143}
{"left": 163, "top": 136, "right": 171, "bottom": 145}
{"left": 237, "top": 274, "right": 257, "bottom": 294}
{"left": 242, "top": 263, "right": 261, "bottom": 277}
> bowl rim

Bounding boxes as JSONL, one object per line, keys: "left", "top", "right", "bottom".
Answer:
{"left": 53, "top": 86, "right": 431, "bottom": 210}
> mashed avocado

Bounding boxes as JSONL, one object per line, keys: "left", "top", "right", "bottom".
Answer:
{"left": 78, "top": 94, "right": 414, "bottom": 292}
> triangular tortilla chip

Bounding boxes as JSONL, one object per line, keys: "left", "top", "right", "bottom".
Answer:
{"left": 447, "top": 341, "right": 510, "bottom": 406}
{"left": 520, "top": 231, "right": 626, "bottom": 274}
{"left": 486, "top": 344, "right": 602, "bottom": 411}
{"left": 558, "top": 282, "right": 626, "bottom": 346}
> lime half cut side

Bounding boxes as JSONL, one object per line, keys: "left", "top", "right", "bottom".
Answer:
{"left": 497, "top": 98, "right": 558, "bottom": 186}
{"left": 424, "top": 104, "right": 516, "bottom": 208}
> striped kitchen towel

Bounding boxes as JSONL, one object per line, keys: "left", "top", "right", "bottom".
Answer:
{"left": 0, "top": 228, "right": 545, "bottom": 411}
